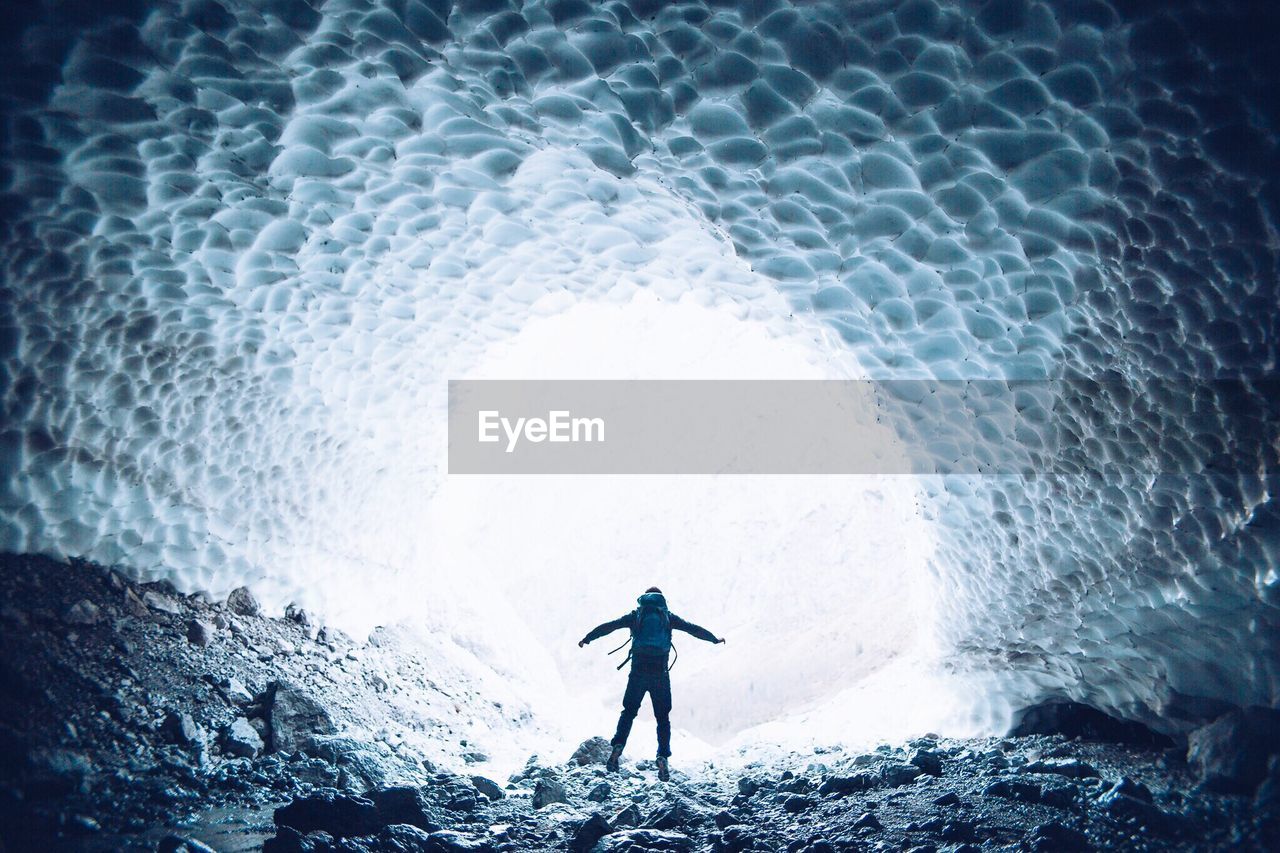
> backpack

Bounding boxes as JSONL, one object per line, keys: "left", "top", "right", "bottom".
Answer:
{"left": 630, "top": 592, "right": 672, "bottom": 656}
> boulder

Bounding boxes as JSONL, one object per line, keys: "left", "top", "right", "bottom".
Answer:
{"left": 186, "top": 618, "right": 214, "bottom": 646}
{"left": 570, "top": 736, "right": 614, "bottom": 766}
{"left": 612, "top": 803, "right": 642, "bottom": 827}
{"left": 783, "top": 794, "right": 815, "bottom": 813}
{"left": 818, "top": 773, "right": 875, "bottom": 796}
{"left": 1095, "top": 783, "right": 1180, "bottom": 836}
{"left": 852, "top": 812, "right": 881, "bottom": 831}
{"left": 64, "top": 599, "right": 101, "bottom": 625}
{"left": 592, "top": 829, "right": 691, "bottom": 852}
{"left": 1187, "top": 706, "right": 1280, "bottom": 793}
{"left": 983, "top": 778, "right": 1041, "bottom": 803}
{"left": 302, "top": 735, "right": 418, "bottom": 793}
{"left": 932, "top": 791, "right": 961, "bottom": 807}
{"left": 367, "top": 786, "right": 441, "bottom": 831}
{"left": 471, "top": 775, "right": 505, "bottom": 801}
{"left": 533, "top": 777, "right": 569, "bottom": 809}
{"left": 143, "top": 590, "right": 183, "bottom": 615}
{"left": 910, "top": 748, "right": 943, "bottom": 775}
{"left": 1029, "top": 822, "right": 1090, "bottom": 851}
{"left": 161, "top": 711, "right": 201, "bottom": 746}
{"left": 274, "top": 790, "right": 380, "bottom": 838}
{"left": 586, "top": 781, "right": 611, "bottom": 802}
{"left": 1040, "top": 782, "right": 1080, "bottom": 810}
{"left": 716, "top": 826, "right": 757, "bottom": 852}
{"left": 431, "top": 774, "right": 481, "bottom": 812}
{"left": 382, "top": 827, "right": 490, "bottom": 851}
{"left": 226, "top": 586, "right": 261, "bottom": 617}
{"left": 571, "top": 812, "right": 612, "bottom": 852}
{"left": 880, "top": 763, "right": 922, "bottom": 787}
{"left": 223, "top": 718, "right": 264, "bottom": 758}
{"left": 226, "top": 676, "right": 254, "bottom": 704}
{"left": 270, "top": 681, "right": 337, "bottom": 753}
{"left": 645, "top": 798, "right": 708, "bottom": 830}
{"left": 1024, "top": 758, "right": 1098, "bottom": 779}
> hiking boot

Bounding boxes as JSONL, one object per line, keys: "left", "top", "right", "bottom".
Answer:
{"left": 606, "top": 745, "right": 623, "bottom": 773}
{"left": 656, "top": 756, "right": 670, "bottom": 781}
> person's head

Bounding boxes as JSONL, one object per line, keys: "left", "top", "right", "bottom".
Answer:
{"left": 645, "top": 586, "right": 662, "bottom": 594}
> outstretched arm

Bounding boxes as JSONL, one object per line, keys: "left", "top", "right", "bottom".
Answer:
{"left": 579, "top": 614, "right": 631, "bottom": 647}
{"left": 671, "top": 613, "right": 724, "bottom": 644}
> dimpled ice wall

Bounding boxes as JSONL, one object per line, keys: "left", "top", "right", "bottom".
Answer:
{"left": 0, "top": 0, "right": 1276, "bottom": 733}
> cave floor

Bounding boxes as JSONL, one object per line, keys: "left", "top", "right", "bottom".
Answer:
{"left": 0, "top": 554, "right": 1273, "bottom": 852}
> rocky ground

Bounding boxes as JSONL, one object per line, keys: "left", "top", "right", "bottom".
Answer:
{"left": 2, "top": 554, "right": 1278, "bottom": 852}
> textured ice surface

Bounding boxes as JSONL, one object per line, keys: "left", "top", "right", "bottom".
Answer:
{"left": 1, "top": 0, "right": 1278, "bottom": 737}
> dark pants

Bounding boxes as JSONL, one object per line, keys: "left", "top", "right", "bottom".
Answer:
{"left": 611, "top": 654, "right": 672, "bottom": 757}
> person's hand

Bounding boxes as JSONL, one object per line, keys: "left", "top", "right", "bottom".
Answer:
{"left": 578, "top": 639, "right": 587, "bottom": 648}
{"left": 716, "top": 637, "right": 726, "bottom": 644}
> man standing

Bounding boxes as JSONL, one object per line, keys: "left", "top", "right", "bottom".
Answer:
{"left": 579, "top": 587, "right": 724, "bottom": 781}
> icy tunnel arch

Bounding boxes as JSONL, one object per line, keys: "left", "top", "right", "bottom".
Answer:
{"left": 1, "top": 0, "right": 1278, "bottom": 751}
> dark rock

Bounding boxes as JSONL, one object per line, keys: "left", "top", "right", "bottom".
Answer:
{"left": 270, "top": 681, "right": 337, "bottom": 753}
{"left": 939, "top": 819, "right": 979, "bottom": 842}
{"left": 227, "top": 586, "right": 261, "bottom": 617}
{"left": 368, "top": 786, "right": 442, "bottom": 831}
{"left": 594, "top": 829, "right": 691, "bottom": 851}
{"left": 161, "top": 711, "right": 201, "bottom": 745}
{"left": 570, "top": 736, "right": 613, "bottom": 766}
{"left": 736, "top": 776, "right": 762, "bottom": 798}
{"left": 783, "top": 794, "right": 815, "bottom": 813}
{"left": 713, "top": 809, "right": 740, "bottom": 830}
{"left": 1095, "top": 781, "right": 1179, "bottom": 836}
{"left": 646, "top": 797, "right": 707, "bottom": 830}
{"left": 778, "top": 775, "right": 812, "bottom": 794}
{"left": 853, "top": 812, "right": 882, "bottom": 831}
{"left": 717, "top": 825, "right": 756, "bottom": 852}
{"left": 223, "top": 717, "right": 264, "bottom": 758}
{"left": 1029, "top": 821, "right": 1090, "bottom": 851}
{"left": 880, "top": 762, "right": 922, "bottom": 787}
{"left": 1040, "top": 782, "right": 1080, "bottom": 810}
{"left": 1187, "top": 706, "right": 1280, "bottom": 793}
{"left": 158, "top": 836, "right": 218, "bottom": 853}
{"left": 818, "top": 773, "right": 875, "bottom": 796}
{"left": 274, "top": 789, "right": 380, "bottom": 838}
{"left": 187, "top": 619, "right": 214, "bottom": 646}
{"left": 301, "top": 735, "right": 410, "bottom": 792}
{"left": 374, "top": 825, "right": 491, "bottom": 851}
{"left": 471, "top": 775, "right": 505, "bottom": 801}
{"left": 612, "top": 803, "right": 642, "bottom": 827}
{"left": 262, "top": 826, "right": 319, "bottom": 853}
{"left": 532, "top": 777, "right": 568, "bottom": 809}
{"left": 1024, "top": 758, "right": 1098, "bottom": 779}
{"left": 571, "top": 812, "right": 612, "bottom": 852}
{"left": 1010, "top": 701, "right": 1173, "bottom": 747}
{"left": 983, "top": 778, "right": 1041, "bottom": 803}
{"left": 434, "top": 775, "right": 480, "bottom": 812}
{"left": 932, "top": 791, "right": 961, "bottom": 807}
{"left": 910, "top": 748, "right": 943, "bottom": 775}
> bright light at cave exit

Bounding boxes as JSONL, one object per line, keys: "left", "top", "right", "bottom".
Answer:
{"left": 406, "top": 289, "right": 967, "bottom": 762}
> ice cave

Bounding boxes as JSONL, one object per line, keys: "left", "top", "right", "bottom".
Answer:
{"left": 0, "top": 0, "right": 1277, "bottom": 849}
